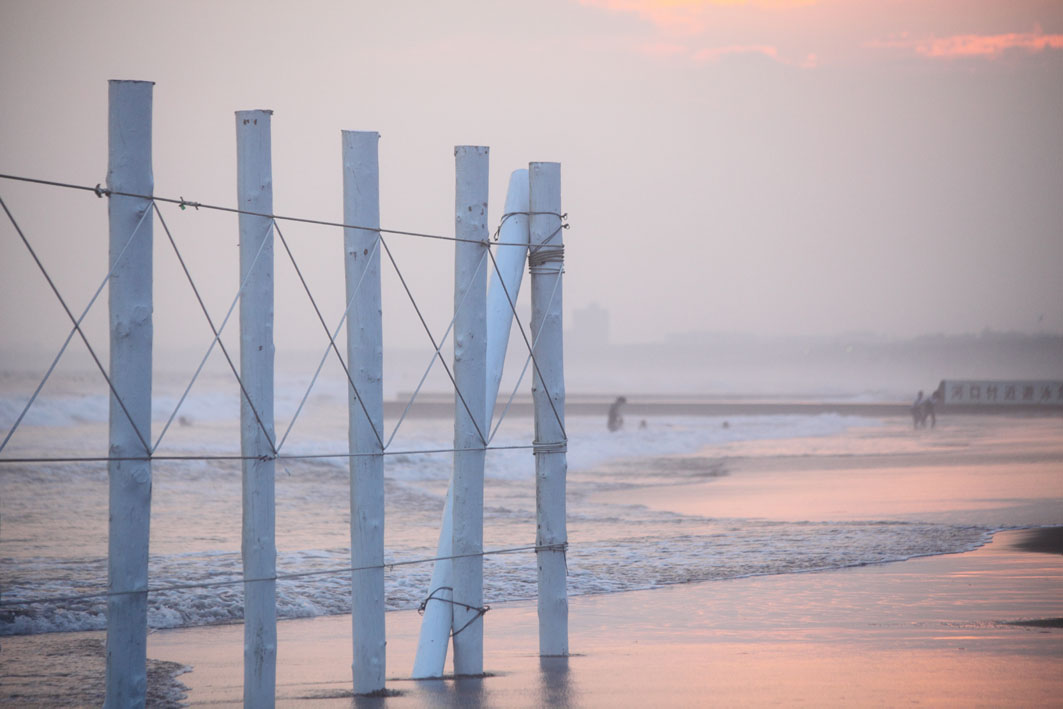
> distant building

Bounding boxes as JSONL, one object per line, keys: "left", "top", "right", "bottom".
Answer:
{"left": 939, "top": 379, "right": 1063, "bottom": 408}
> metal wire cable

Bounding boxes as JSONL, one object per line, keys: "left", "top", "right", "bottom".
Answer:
{"left": 417, "top": 587, "right": 490, "bottom": 637}
{"left": 0, "top": 194, "right": 152, "bottom": 455}
{"left": 2, "top": 176, "right": 572, "bottom": 454}
{"left": 485, "top": 245, "right": 567, "bottom": 442}
{"left": 272, "top": 220, "right": 384, "bottom": 451}
{"left": 275, "top": 236, "right": 382, "bottom": 453}
{"left": 0, "top": 173, "right": 532, "bottom": 248}
{"left": 0, "top": 442, "right": 566, "bottom": 465}
{"left": 151, "top": 203, "right": 277, "bottom": 456}
{"left": 378, "top": 235, "right": 490, "bottom": 449}
{"left": 0, "top": 198, "right": 153, "bottom": 455}
{"left": 491, "top": 211, "right": 565, "bottom": 241}
{"left": 0, "top": 542, "right": 568, "bottom": 608}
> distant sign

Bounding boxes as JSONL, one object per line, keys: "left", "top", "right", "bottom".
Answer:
{"left": 939, "top": 380, "right": 1063, "bottom": 407}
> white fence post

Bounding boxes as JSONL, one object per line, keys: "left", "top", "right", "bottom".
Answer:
{"left": 342, "top": 130, "right": 386, "bottom": 694}
{"left": 413, "top": 168, "right": 529, "bottom": 679}
{"left": 529, "top": 161, "right": 568, "bottom": 656}
{"left": 104, "top": 78, "right": 154, "bottom": 709}
{"left": 236, "top": 109, "right": 277, "bottom": 708}
{"left": 452, "top": 145, "right": 489, "bottom": 675}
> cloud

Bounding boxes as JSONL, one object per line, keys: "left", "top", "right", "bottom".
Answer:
{"left": 638, "top": 41, "right": 693, "bottom": 57}
{"left": 868, "top": 28, "right": 1063, "bottom": 59}
{"left": 585, "top": 1, "right": 1063, "bottom": 69}
{"left": 637, "top": 41, "right": 820, "bottom": 68}
{"left": 693, "top": 43, "right": 779, "bottom": 61}
{"left": 583, "top": 0, "right": 826, "bottom": 67}
{"left": 580, "top": 0, "right": 818, "bottom": 35}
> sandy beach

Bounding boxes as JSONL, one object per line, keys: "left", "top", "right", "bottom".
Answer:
{"left": 3, "top": 413, "right": 1061, "bottom": 706}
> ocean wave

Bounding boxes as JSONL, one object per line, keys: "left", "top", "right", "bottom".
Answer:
{"left": 0, "top": 520, "right": 992, "bottom": 636}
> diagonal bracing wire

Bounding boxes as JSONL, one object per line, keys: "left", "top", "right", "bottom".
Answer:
{"left": 0, "top": 199, "right": 153, "bottom": 454}
{"left": 486, "top": 265, "right": 564, "bottom": 444}
{"left": 0, "top": 194, "right": 151, "bottom": 455}
{"left": 379, "top": 235, "right": 490, "bottom": 449}
{"left": 271, "top": 221, "right": 384, "bottom": 452}
{"left": 274, "top": 237, "right": 382, "bottom": 453}
{"left": 150, "top": 203, "right": 277, "bottom": 456}
{"left": 0, "top": 178, "right": 572, "bottom": 463}
{"left": 484, "top": 241, "right": 567, "bottom": 443}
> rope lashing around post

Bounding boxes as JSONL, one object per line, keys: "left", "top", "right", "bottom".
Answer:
{"left": 416, "top": 586, "right": 491, "bottom": 638}
{"left": 532, "top": 439, "right": 568, "bottom": 455}
{"left": 528, "top": 244, "right": 564, "bottom": 273}
{"left": 527, "top": 211, "right": 567, "bottom": 273}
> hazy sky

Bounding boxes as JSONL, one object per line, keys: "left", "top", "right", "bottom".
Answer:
{"left": 2, "top": 0, "right": 1061, "bottom": 352}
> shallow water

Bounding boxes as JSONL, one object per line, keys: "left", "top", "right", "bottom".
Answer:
{"left": 0, "top": 372, "right": 1031, "bottom": 636}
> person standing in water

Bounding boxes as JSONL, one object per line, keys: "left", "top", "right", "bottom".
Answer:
{"left": 912, "top": 390, "right": 925, "bottom": 429}
{"left": 607, "top": 396, "right": 626, "bottom": 432}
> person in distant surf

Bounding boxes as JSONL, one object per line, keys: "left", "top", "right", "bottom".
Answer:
{"left": 912, "top": 390, "right": 936, "bottom": 429}
{"left": 607, "top": 396, "right": 626, "bottom": 432}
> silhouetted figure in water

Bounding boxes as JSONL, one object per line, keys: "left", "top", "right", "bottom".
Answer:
{"left": 926, "top": 388, "right": 940, "bottom": 428}
{"left": 912, "top": 390, "right": 936, "bottom": 429}
{"left": 607, "top": 396, "right": 626, "bottom": 432}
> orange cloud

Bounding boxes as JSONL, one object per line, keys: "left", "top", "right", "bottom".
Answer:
{"left": 639, "top": 41, "right": 693, "bottom": 57}
{"left": 580, "top": 0, "right": 818, "bottom": 35}
{"left": 639, "top": 41, "right": 817, "bottom": 69}
{"left": 693, "top": 44, "right": 779, "bottom": 61}
{"left": 869, "top": 28, "right": 1063, "bottom": 59}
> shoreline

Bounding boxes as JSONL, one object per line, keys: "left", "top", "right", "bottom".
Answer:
{"left": 382, "top": 397, "right": 1063, "bottom": 419}
{"left": 2, "top": 414, "right": 1060, "bottom": 706}
{"left": 152, "top": 526, "right": 1060, "bottom": 707}
{"left": 5, "top": 526, "right": 1054, "bottom": 707}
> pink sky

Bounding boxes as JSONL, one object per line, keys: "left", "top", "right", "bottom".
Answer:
{"left": 581, "top": 0, "right": 1063, "bottom": 66}
{"left": 2, "top": 1, "right": 1062, "bottom": 345}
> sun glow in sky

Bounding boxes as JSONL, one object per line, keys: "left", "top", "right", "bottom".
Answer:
{"left": 1, "top": 0, "right": 1061, "bottom": 349}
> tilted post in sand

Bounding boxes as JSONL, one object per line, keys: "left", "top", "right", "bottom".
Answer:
{"left": 452, "top": 145, "right": 490, "bottom": 675}
{"left": 105, "top": 78, "right": 154, "bottom": 709}
{"left": 529, "top": 161, "right": 569, "bottom": 656}
{"left": 413, "top": 169, "right": 530, "bottom": 678}
{"left": 342, "top": 130, "right": 386, "bottom": 694}
{"left": 236, "top": 109, "right": 277, "bottom": 708}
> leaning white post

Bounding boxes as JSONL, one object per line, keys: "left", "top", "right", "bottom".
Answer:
{"left": 236, "top": 109, "right": 277, "bottom": 708}
{"left": 104, "top": 78, "right": 154, "bottom": 709}
{"left": 412, "top": 168, "right": 529, "bottom": 679}
{"left": 411, "top": 486, "right": 453, "bottom": 679}
{"left": 529, "top": 161, "right": 568, "bottom": 656}
{"left": 342, "top": 130, "right": 386, "bottom": 694}
{"left": 486, "top": 169, "right": 531, "bottom": 416}
{"left": 451, "top": 145, "right": 489, "bottom": 675}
